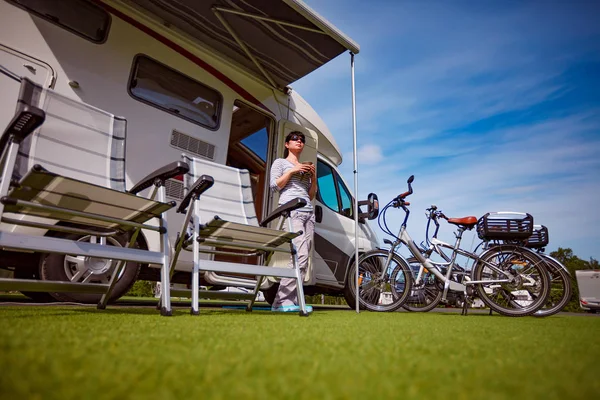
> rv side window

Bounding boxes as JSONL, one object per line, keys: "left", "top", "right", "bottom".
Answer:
{"left": 128, "top": 55, "right": 222, "bottom": 130}
{"left": 316, "top": 160, "right": 340, "bottom": 213}
{"left": 8, "top": 0, "right": 111, "bottom": 43}
{"left": 336, "top": 173, "right": 354, "bottom": 219}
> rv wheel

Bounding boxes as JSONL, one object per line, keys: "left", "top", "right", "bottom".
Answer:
{"left": 14, "top": 263, "right": 56, "bottom": 303}
{"left": 40, "top": 232, "right": 141, "bottom": 304}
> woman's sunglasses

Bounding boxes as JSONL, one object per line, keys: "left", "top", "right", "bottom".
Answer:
{"left": 288, "top": 134, "right": 305, "bottom": 143}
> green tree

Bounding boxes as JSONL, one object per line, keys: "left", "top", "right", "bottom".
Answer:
{"left": 549, "top": 247, "right": 589, "bottom": 312}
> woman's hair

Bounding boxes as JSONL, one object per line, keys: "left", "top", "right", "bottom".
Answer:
{"left": 283, "top": 131, "right": 305, "bottom": 158}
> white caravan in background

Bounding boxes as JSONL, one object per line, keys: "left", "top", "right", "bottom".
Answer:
{"left": 0, "top": 0, "right": 379, "bottom": 307}
{"left": 576, "top": 270, "right": 600, "bottom": 313}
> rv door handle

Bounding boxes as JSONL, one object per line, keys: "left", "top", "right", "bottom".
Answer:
{"left": 315, "top": 205, "right": 323, "bottom": 223}
{"left": 23, "top": 64, "right": 37, "bottom": 74}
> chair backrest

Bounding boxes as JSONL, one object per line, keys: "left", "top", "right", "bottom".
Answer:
{"left": 14, "top": 78, "right": 126, "bottom": 192}
{"left": 183, "top": 155, "right": 258, "bottom": 226}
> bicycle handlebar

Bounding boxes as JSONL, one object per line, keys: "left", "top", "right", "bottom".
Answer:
{"left": 394, "top": 175, "right": 415, "bottom": 204}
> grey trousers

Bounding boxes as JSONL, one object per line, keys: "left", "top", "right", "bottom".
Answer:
{"left": 273, "top": 210, "right": 315, "bottom": 307}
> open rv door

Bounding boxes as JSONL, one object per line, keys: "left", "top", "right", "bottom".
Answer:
{"left": 268, "top": 120, "right": 318, "bottom": 283}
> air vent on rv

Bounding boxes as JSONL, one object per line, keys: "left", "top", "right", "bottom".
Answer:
{"left": 165, "top": 179, "right": 184, "bottom": 200}
{"left": 170, "top": 129, "right": 215, "bottom": 160}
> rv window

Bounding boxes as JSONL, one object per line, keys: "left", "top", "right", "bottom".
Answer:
{"left": 128, "top": 55, "right": 222, "bottom": 130}
{"left": 316, "top": 160, "right": 340, "bottom": 213}
{"left": 336, "top": 173, "right": 354, "bottom": 219}
{"left": 8, "top": 0, "right": 111, "bottom": 43}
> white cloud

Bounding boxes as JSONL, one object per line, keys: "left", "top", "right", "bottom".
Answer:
{"left": 357, "top": 144, "right": 384, "bottom": 165}
{"left": 294, "top": 0, "right": 600, "bottom": 259}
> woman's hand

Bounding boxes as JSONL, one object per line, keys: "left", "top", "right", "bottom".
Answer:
{"left": 290, "top": 163, "right": 312, "bottom": 175}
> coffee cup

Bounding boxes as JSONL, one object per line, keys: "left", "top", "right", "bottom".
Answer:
{"left": 301, "top": 161, "right": 313, "bottom": 175}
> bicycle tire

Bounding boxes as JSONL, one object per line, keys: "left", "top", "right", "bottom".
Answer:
{"left": 533, "top": 254, "right": 572, "bottom": 317}
{"left": 472, "top": 244, "right": 550, "bottom": 317}
{"left": 347, "top": 249, "right": 413, "bottom": 312}
{"left": 400, "top": 257, "right": 443, "bottom": 312}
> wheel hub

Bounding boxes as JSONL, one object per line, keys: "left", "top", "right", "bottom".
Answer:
{"left": 85, "top": 257, "right": 113, "bottom": 275}
{"left": 503, "top": 274, "right": 523, "bottom": 291}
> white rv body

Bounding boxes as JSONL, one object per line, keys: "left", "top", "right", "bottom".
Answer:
{"left": 0, "top": 0, "right": 378, "bottom": 300}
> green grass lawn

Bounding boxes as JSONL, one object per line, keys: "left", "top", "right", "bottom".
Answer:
{"left": 0, "top": 306, "right": 599, "bottom": 400}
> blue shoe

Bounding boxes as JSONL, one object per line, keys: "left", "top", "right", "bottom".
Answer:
{"left": 271, "top": 305, "right": 300, "bottom": 313}
{"left": 271, "top": 305, "right": 313, "bottom": 314}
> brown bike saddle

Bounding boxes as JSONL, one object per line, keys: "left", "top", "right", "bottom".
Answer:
{"left": 446, "top": 216, "right": 478, "bottom": 227}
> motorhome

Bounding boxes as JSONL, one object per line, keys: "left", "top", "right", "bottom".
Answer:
{"left": 0, "top": 0, "right": 379, "bottom": 307}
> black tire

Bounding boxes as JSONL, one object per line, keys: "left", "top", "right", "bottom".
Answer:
{"left": 262, "top": 283, "right": 279, "bottom": 306}
{"left": 14, "top": 264, "right": 56, "bottom": 303}
{"left": 346, "top": 250, "right": 412, "bottom": 312}
{"left": 473, "top": 245, "right": 550, "bottom": 317}
{"left": 533, "top": 254, "right": 572, "bottom": 317}
{"left": 40, "top": 232, "right": 141, "bottom": 303}
{"left": 401, "top": 257, "right": 443, "bottom": 312}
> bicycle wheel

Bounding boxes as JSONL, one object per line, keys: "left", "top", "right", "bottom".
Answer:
{"left": 472, "top": 244, "right": 550, "bottom": 317}
{"left": 347, "top": 250, "right": 413, "bottom": 312}
{"left": 534, "top": 254, "right": 572, "bottom": 317}
{"left": 400, "top": 257, "right": 442, "bottom": 312}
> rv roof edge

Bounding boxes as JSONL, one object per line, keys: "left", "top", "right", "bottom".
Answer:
{"left": 282, "top": 0, "right": 361, "bottom": 54}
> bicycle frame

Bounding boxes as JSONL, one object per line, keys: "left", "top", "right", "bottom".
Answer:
{"left": 386, "top": 223, "right": 516, "bottom": 302}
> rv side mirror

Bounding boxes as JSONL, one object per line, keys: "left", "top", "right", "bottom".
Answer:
{"left": 358, "top": 193, "right": 379, "bottom": 220}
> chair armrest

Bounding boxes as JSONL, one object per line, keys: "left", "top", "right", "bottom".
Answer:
{"left": 0, "top": 105, "right": 46, "bottom": 152}
{"left": 129, "top": 162, "right": 190, "bottom": 195}
{"left": 260, "top": 198, "right": 307, "bottom": 227}
{"left": 176, "top": 175, "right": 215, "bottom": 213}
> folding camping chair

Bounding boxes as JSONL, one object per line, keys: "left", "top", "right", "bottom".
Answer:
{"left": 166, "top": 155, "right": 310, "bottom": 316}
{"left": 0, "top": 77, "right": 186, "bottom": 315}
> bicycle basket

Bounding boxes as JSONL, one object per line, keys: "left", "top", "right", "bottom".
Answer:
{"left": 524, "top": 225, "right": 549, "bottom": 249}
{"left": 476, "top": 212, "right": 534, "bottom": 241}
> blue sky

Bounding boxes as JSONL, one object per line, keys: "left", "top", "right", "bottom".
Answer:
{"left": 293, "top": 0, "right": 600, "bottom": 261}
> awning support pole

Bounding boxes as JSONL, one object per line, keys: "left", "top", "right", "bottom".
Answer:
{"left": 350, "top": 52, "right": 359, "bottom": 314}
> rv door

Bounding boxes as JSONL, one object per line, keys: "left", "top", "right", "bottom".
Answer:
{"left": 268, "top": 120, "right": 318, "bottom": 283}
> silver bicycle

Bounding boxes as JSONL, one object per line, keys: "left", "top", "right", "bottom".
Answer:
{"left": 403, "top": 208, "right": 570, "bottom": 317}
{"left": 349, "top": 176, "right": 551, "bottom": 316}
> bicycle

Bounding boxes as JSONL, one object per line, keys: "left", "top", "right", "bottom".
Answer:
{"left": 349, "top": 175, "right": 551, "bottom": 316}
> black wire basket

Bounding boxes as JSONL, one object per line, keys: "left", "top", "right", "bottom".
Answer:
{"left": 476, "top": 212, "right": 534, "bottom": 241}
{"left": 524, "top": 225, "right": 549, "bottom": 249}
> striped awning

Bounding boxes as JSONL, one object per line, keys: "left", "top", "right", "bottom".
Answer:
{"left": 123, "top": 0, "right": 360, "bottom": 90}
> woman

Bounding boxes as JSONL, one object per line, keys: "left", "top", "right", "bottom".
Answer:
{"left": 269, "top": 130, "right": 317, "bottom": 313}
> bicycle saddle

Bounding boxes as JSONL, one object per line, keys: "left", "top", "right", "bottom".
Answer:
{"left": 447, "top": 216, "right": 478, "bottom": 228}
